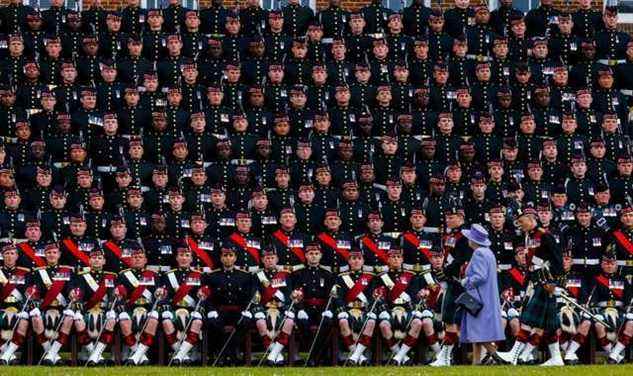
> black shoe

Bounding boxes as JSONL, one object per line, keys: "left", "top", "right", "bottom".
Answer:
{"left": 41, "top": 359, "right": 54, "bottom": 366}
{"left": 171, "top": 358, "right": 181, "bottom": 366}
{"left": 490, "top": 352, "right": 508, "bottom": 365}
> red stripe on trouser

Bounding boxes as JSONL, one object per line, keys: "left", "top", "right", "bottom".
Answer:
{"left": 37, "top": 333, "right": 48, "bottom": 345}
{"left": 343, "top": 335, "right": 354, "bottom": 349}
{"left": 443, "top": 331, "right": 458, "bottom": 345}
{"left": 517, "top": 328, "right": 530, "bottom": 343}
{"left": 546, "top": 332, "right": 559, "bottom": 344}
{"left": 165, "top": 332, "right": 178, "bottom": 346}
{"left": 426, "top": 333, "right": 438, "bottom": 345}
{"left": 77, "top": 329, "right": 91, "bottom": 345}
{"left": 598, "top": 336, "right": 610, "bottom": 348}
{"left": 385, "top": 337, "right": 396, "bottom": 349}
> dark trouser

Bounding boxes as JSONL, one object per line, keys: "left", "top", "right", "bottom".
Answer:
{"left": 297, "top": 305, "right": 333, "bottom": 364}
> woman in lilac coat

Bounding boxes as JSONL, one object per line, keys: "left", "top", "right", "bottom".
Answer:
{"left": 460, "top": 224, "right": 506, "bottom": 364}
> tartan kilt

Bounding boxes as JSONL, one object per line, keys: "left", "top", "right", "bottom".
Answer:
{"left": 520, "top": 286, "right": 560, "bottom": 332}
{"left": 441, "top": 283, "right": 464, "bottom": 325}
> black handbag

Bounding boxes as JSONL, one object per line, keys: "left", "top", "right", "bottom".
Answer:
{"left": 455, "top": 290, "right": 483, "bottom": 316}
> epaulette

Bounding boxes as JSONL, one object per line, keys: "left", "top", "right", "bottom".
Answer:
{"left": 363, "top": 271, "right": 375, "bottom": 276}
{"left": 209, "top": 268, "right": 221, "bottom": 273}
{"left": 16, "top": 267, "right": 30, "bottom": 272}
{"left": 339, "top": 271, "right": 350, "bottom": 276}
{"left": 78, "top": 270, "right": 89, "bottom": 275}
{"left": 34, "top": 266, "right": 47, "bottom": 270}
{"left": 293, "top": 265, "right": 305, "bottom": 271}
{"left": 105, "top": 271, "right": 117, "bottom": 276}
{"left": 318, "top": 265, "right": 330, "bottom": 272}
{"left": 119, "top": 268, "right": 132, "bottom": 273}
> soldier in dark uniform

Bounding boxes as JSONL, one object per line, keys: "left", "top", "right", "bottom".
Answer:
{"left": 360, "top": 0, "right": 392, "bottom": 35}
{"left": 498, "top": 243, "right": 530, "bottom": 347}
{"left": 562, "top": 203, "right": 604, "bottom": 281}
{"left": 60, "top": 213, "right": 100, "bottom": 271}
{"left": 319, "top": 0, "right": 349, "bottom": 38}
{"left": 270, "top": 208, "right": 307, "bottom": 271}
{"left": 399, "top": 207, "right": 441, "bottom": 272}
{"left": 225, "top": 212, "right": 261, "bottom": 273}
{"left": 497, "top": 206, "right": 564, "bottom": 366}
{"left": 317, "top": 209, "right": 353, "bottom": 274}
{"left": 159, "top": 246, "right": 208, "bottom": 365}
{"left": 203, "top": 245, "right": 256, "bottom": 365}
{"left": 290, "top": 241, "right": 335, "bottom": 365}
{"left": 100, "top": 12, "right": 127, "bottom": 60}
{"left": 283, "top": 0, "right": 314, "bottom": 38}
{"left": 101, "top": 216, "right": 141, "bottom": 273}
{"left": 430, "top": 204, "right": 469, "bottom": 366}
{"left": 143, "top": 212, "right": 177, "bottom": 270}
{"left": 200, "top": 0, "right": 228, "bottom": 36}
{"left": 0, "top": 0, "right": 33, "bottom": 34}
{"left": 444, "top": 0, "right": 475, "bottom": 39}
{"left": 524, "top": 0, "right": 560, "bottom": 38}
{"left": 490, "top": 0, "right": 522, "bottom": 37}
{"left": 357, "top": 211, "right": 393, "bottom": 273}
{"left": 120, "top": 0, "right": 146, "bottom": 36}
{"left": 595, "top": 6, "right": 630, "bottom": 65}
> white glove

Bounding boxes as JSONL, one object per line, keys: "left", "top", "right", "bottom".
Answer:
{"left": 118, "top": 312, "right": 131, "bottom": 321}
{"left": 460, "top": 278, "right": 467, "bottom": 287}
{"left": 74, "top": 311, "right": 83, "bottom": 321}
{"left": 162, "top": 311, "right": 174, "bottom": 320}
{"left": 241, "top": 310, "right": 253, "bottom": 319}
{"left": 322, "top": 310, "right": 333, "bottom": 319}
{"left": 554, "top": 287, "right": 564, "bottom": 296}
{"left": 18, "top": 311, "right": 29, "bottom": 320}
{"left": 148, "top": 310, "right": 159, "bottom": 320}
{"left": 63, "top": 309, "right": 75, "bottom": 318}
{"left": 508, "top": 308, "right": 520, "bottom": 319}
{"left": 106, "top": 310, "right": 117, "bottom": 321}
{"left": 420, "top": 309, "right": 434, "bottom": 319}
{"left": 378, "top": 311, "right": 390, "bottom": 320}
{"left": 29, "top": 307, "right": 41, "bottom": 317}
{"left": 595, "top": 314, "right": 605, "bottom": 322}
{"left": 191, "top": 311, "right": 202, "bottom": 320}
{"left": 501, "top": 309, "right": 508, "bottom": 319}
{"left": 366, "top": 312, "right": 377, "bottom": 320}
{"left": 254, "top": 312, "right": 266, "bottom": 320}
{"left": 337, "top": 312, "right": 349, "bottom": 320}
{"left": 207, "top": 311, "right": 219, "bottom": 319}
{"left": 297, "top": 310, "right": 309, "bottom": 320}
{"left": 626, "top": 313, "right": 633, "bottom": 321}
{"left": 284, "top": 310, "right": 295, "bottom": 319}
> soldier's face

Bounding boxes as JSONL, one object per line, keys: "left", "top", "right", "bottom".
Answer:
{"left": 475, "top": 10, "right": 490, "bottom": 23}
{"left": 225, "top": 20, "right": 240, "bottom": 34}
{"left": 9, "top": 41, "right": 23, "bottom": 55}
{"left": 152, "top": 218, "right": 166, "bottom": 232}
{"left": 324, "top": 216, "right": 341, "bottom": 231}
{"left": 598, "top": 74, "right": 614, "bottom": 89}
{"left": 101, "top": 68, "right": 117, "bottom": 82}
{"left": 372, "top": 44, "right": 388, "bottom": 59}
{"left": 191, "top": 219, "right": 207, "bottom": 234}
{"left": 511, "top": 21, "right": 526, "bottom": 36}
{"left": 338, "top": 147, "right": 353, "bottom": 160}
{"left": 90, "top": 254, "right": 106, "bottom": 269}
{"left": 50, "top": 194, "right": 66, "bottom": 209}
{"left": 492, "top": 43, "right": 508, "bottom": 57}
{"left": 298, "top": 188, "right": 314, "bottom": 203}
{"left": 595, "top": 190, "right": 610, "bottom": 205}
{"left": 115, "top": 173, "right": 132, "bottom": 187}
{"left": 590, "top": 144, "right": 606, "bottom": 158}
{"left": 350, "top": 18, "right": 365, "bottom": 33}
{"left": 343, "top": 187, "right": 359, "bottom": 200}
{"left": 291, "top": 43, "right": 307, "bottom": 58}
{"left": 515, "top": 248, "right": 527, "bottom": 266}
{"left": 332, "top": 44, "right": 346, "bottom": 58}
{"left": 414, "top": 44, "right": 429, "bottom": 59}
{"left": 401, "top": 170, "right": 415, "bottom": 184}
{"left": 558, "top": 19, "right": 573, "bottom": 34}
{"left": 148, "top": 15, "right": 163, "bottom": 28}
{"left": 263, "top": 254, "right": 278, "bottom": 269}
{"left": 445, "top": 213, "right": 464, "bottom": 229}
{"left": 604, "top": 13, "right": 617, "bottom": 29}
{"left": 78, "top": 174, "right": 93, "bottom": 188}
{"left": 1, "top": 92, "right": 16, "bottom": 106}
{"left": 252, "top": 194, "right": 267, "bottom": 210}
{"left": 45, "top": 247, "right": 61, "bottom": 264}
{"left": 83, "top": 42, "right": 99, "bottom": 55}
{"left": 388, "top": 253, "right": 403, "bottom": 269}
{"left": 348, "top": 254, "right": 364, "bottom": 270}
{"left": 305, "top": 250, "right": 322, "bottom": 265}
{"left": 619, "top": 161, "right": 633, "bottom": 175}
{"left": 185, "top": 15, "right": 200, "bottom": 29}
{"left": 132, "top": 253, "right": 147, "bottom": 269}
{"left": 431, "top": 253, "right": 444, "bottom": 269}
{"left": 110, "top": 224, "right": 127, "bottom": 239}
{"left": 45, "top": 42, "right": 62, "bottom": 58}
{"left": 236, "top": 218, "right": 252, "bottom": 233}
{"left": 275, "top": 172, "right": 290, "bottom": 187}
{"left": 89, "top": 196, "right": 104, "bottom": 209}
{"left": 70, "top": 221, "right": 87, "bottom": 236}
{"left": 127, "top": 194, "right": 143, "bottom": 208}
{"left": 25, "top": 226, "right": 41, "bottom": 241}
{"left": 571, "top": 161, "right": 587, "bottom": 177}
{"left": 211, "top": 192, "right": 226, "bottom": 206}
{"left": 296, "top": 146, "right": 312, "bottom": 160}
{"left": 535, "top": 92, "right": 550, "bottom": 106}
{"left": 601, "top": 259, "right": 617, "bottom": 274}
{"left": 622, "top": 212, "right": 633, "bottom": 227}
{"left": 36, "top": 172, "right": 52, "bottom": 186}
{"left": 61, "top": 68, "right": 77, "bottom": 83}
{"left": 221, "top": 252, "right": 236, "bottom": 267}
{"left": 167, "top": 40, "right": 182, "bottom": 55}
{"left": 551, "top": 193, "right": 567, "bottom": 207}
{"left": 367, "top": 218, "right": 383, "bottom": 233}
{"left": 517, "top": 215, "right": 537, "bottom": 232}
{"left": 226, "top": 68, "right": 240, "bottom": 82}
{"left": 2, "top": 249, "right": 17, "bottom": 266}
{"left": 576, "top": 212, "right": 592, "bottom": 227}
{"left": 520, "top": 119, "right": 536, "bottom": 134}
{"left": 176, "top": 251, "right": 193, "bottom": 267}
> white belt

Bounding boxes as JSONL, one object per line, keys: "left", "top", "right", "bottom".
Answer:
{"left": 322, "top": 265, "right": 349, "bottom": 273}
{"left": 572, "top": 258, "right": 600, "bottom": 265}
{"left": 96, "top": 166, "right": 116, "bottom": 173}
{"left": 617, "top": 260, "right": 633, "bottom": 266}
{"left": 365, "top": 265, "right": 388, "bottom": 273}
{"left": 598, "top": 59, "right": 625, "bottom": 65}
{"left": 598, "top": 301, "right": 623, "bottom": 307}
{"left": 403, "top": 263, "right": 430, "bottom": 272}
{"left": 498, "top": 264, "right": 512, "bottom": 271}
{"left": 621, "top": 89, "right": 633, "bottom": 96}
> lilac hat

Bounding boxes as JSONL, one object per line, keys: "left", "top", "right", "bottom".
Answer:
{"left": 462, "top": 224, "right": 491, "bottom": 247}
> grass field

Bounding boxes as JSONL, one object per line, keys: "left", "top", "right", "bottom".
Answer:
{"left": 1, "top": 365, "right": 633, "bottom": 376}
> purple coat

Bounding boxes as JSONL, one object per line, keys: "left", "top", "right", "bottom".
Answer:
{"left": 459, "top": 246, "right": 505, "bottom": 343}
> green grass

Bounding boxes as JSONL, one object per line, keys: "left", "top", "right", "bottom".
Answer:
{"left": 0, "top": 365, "right": 633, "bottom": 376}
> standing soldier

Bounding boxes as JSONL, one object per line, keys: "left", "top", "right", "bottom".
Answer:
{"left": 431, "top": 205, "right": 470, "bottom": 366}
{"left": 225, "top": 212, "right": 262, "bottom": 273}
{"left": 497, "top": 206, "right": 565, "bottom": 366}
{"left": 607, "top": 203, "right": 633, "bottom": 283}
{"left": 0, "top": 244, "right": 31, "bottom": 364}
{"left": 184, "top": 212, "right": 217, "bottom": 272}
{"left": 318, "top": 210, "right": 354, "bottom": 274}
{"left": 334, "top": 250, "right": 382, "bottom": 365}
{"left": 16, "top": 218, "right": 47, "bottom": 269}
{"left": 60, "top": 213, "right": 100, "bottom": 271}
{"left": 112, "top": 247, "right": 163, "bottom": 365}
{"left": 102, "top": 216, "right": 142, "bottom": 273}
{"left": 161, "top": 246, "right": 208, "bottom": 365}
{"left": 270, "top": 208, "right": 308, "bottom": 271}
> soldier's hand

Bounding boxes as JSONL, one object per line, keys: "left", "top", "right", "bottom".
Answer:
{"left": 114, "top": 285, "right": 126, "bottom": 299}
{"left": 373, "top": 286, "right": 386, "bottom": 300}
{"left": 543, "top": 283, "right": 556, "bottom": 295}
{"left": 69, "top": 288, "right": 81, "bottom": 301}
{"left": 154, "top": 287, "right": 167, "bottom": 299}
{"left": 417, "top": 289, "right": 430, "bottom": 299}
{"left": 501, "top": 289, "right": 513, "bottom": 301}
{"left": 26, "top": 286, "right": 39, "bottom": 299}
{"left": 291, "top": 289, "right": 303, "bottom": 301}
{"left": 241, "top": 310, "right": 253, "bottom": 320}
{"left": 197, "top": 286, "right": 210, "bottom": 300}
{"left": 322, "top": 310, "right": 333, "bottom": 319}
